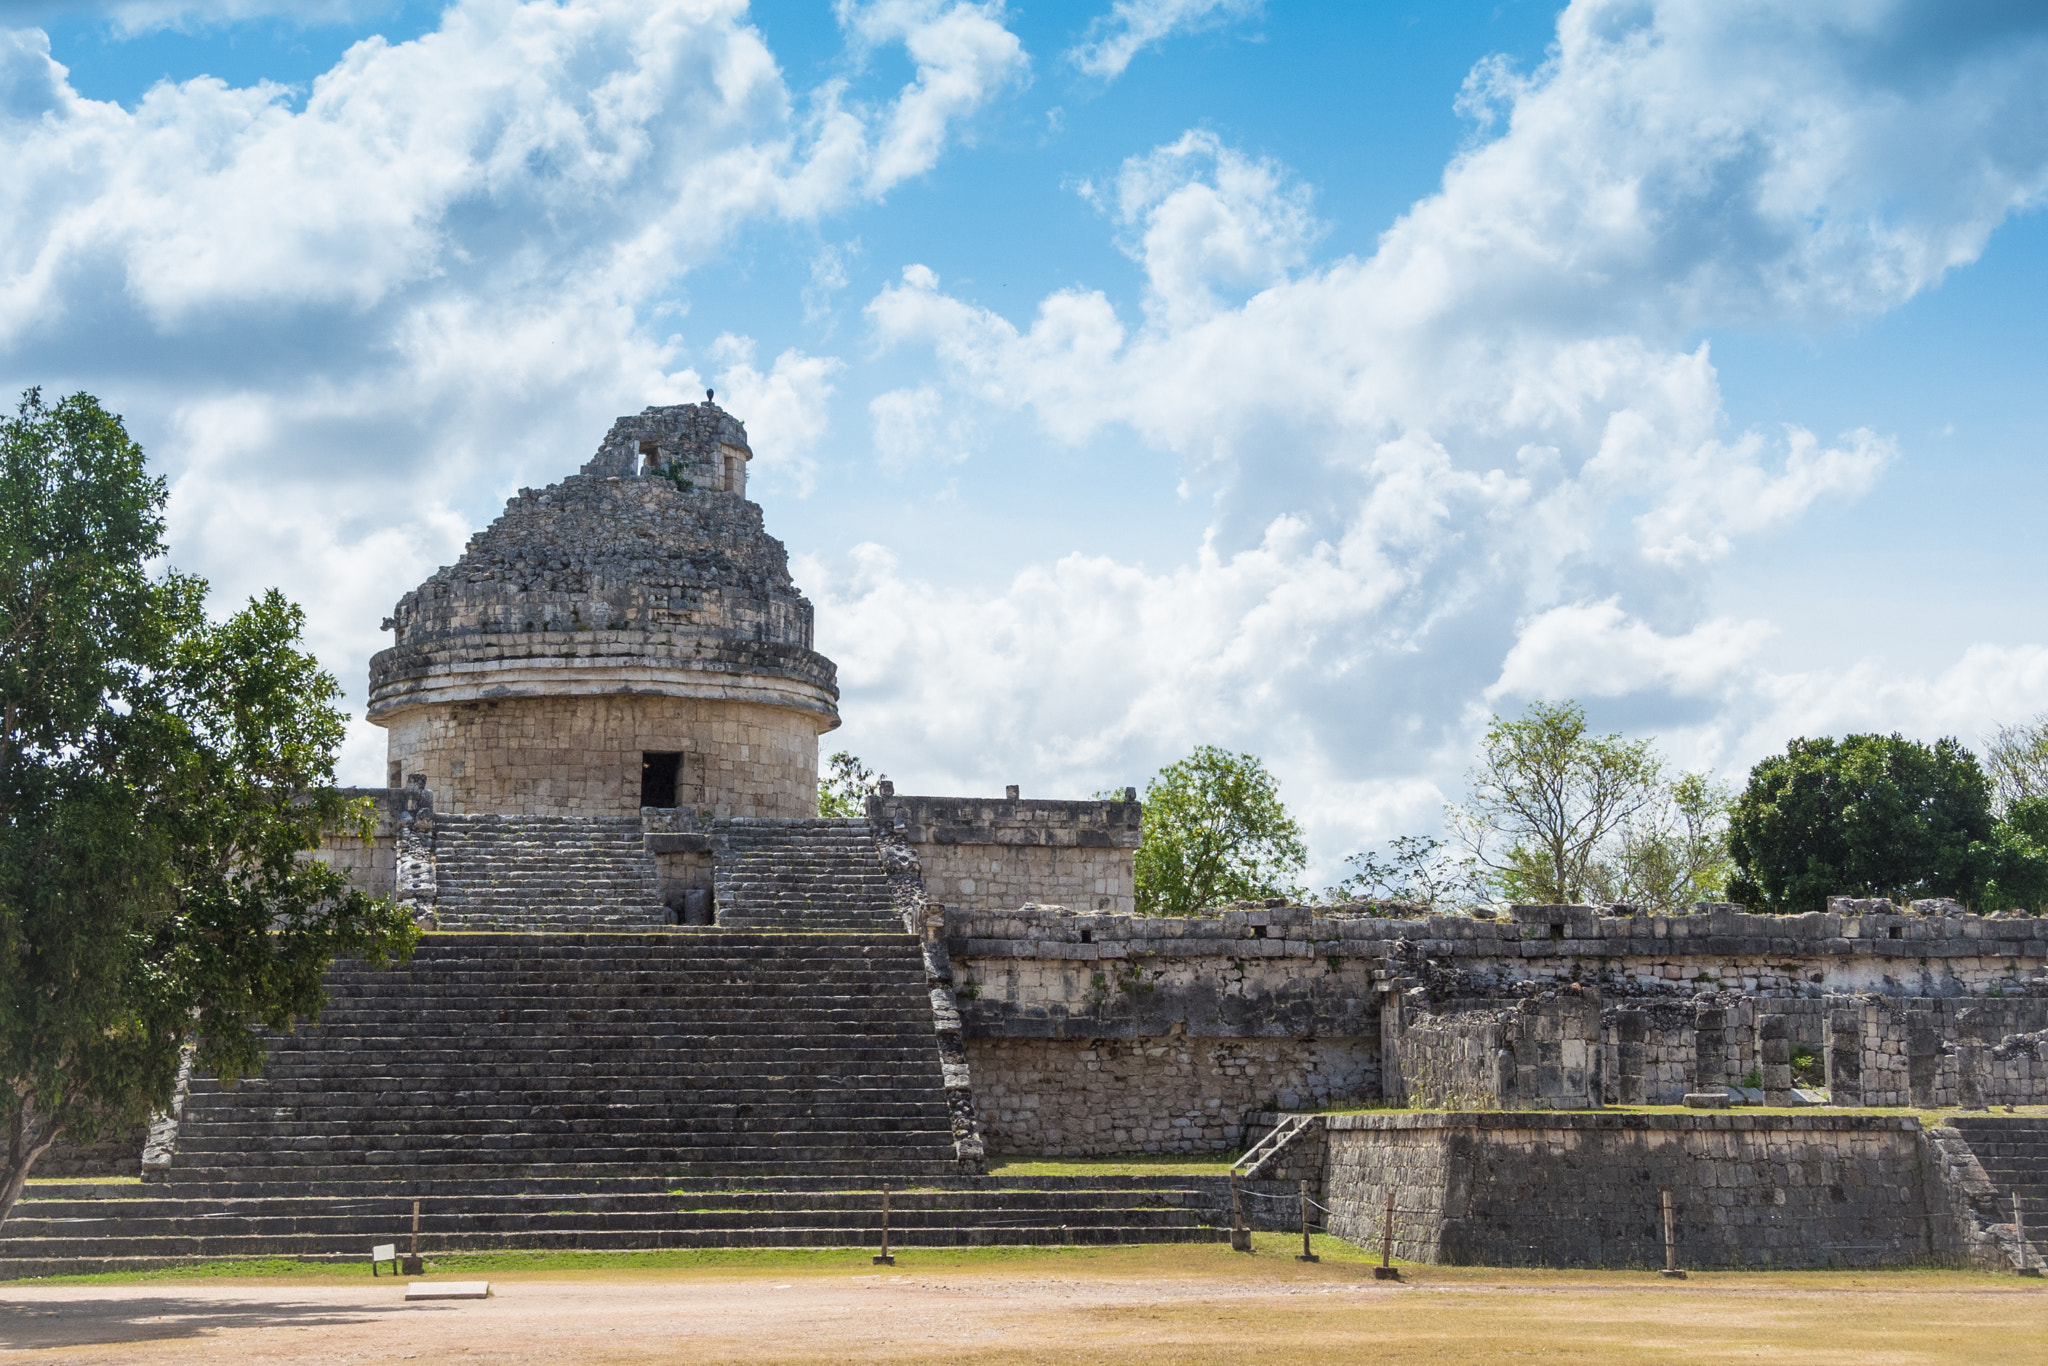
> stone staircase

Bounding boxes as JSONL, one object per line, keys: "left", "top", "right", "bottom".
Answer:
{"left": 713, "top": 819, "right": 900, "bottom": 930}
{"left": 0, "top": 1173, "right": 1230, "bottom": 1274}
{"left": 0, "top": 934, "right": 1242, "bottom": 1275}
{"left": 434, "top": 815, "right": 670, "bottom": 930}
{"left": 1949, "top": 1115, "right": 2048, "bottom": 1268}
{"left": 167, "top": 934, "right": 961, "bottom": 1182}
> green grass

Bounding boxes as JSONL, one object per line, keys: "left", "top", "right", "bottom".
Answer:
{"left": 1316, "top": 1102, "right": 2048, "bottom": 1126}
{"left": 6, "top": 1242, "right": 1257, "bottom": 1286}
{"left": 986, "top": 1153, "right": 1241, "bottom": 1177}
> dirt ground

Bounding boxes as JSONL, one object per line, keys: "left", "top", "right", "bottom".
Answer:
{"left": 3, "top": 1248, "right": 2044, "bottom": 1365}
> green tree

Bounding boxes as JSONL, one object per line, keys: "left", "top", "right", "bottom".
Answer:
{"left": 817, "top": 750, "right": 881, "bottom": 817}
{"left": 1725, "top": 733, "right": 1994, "bottom": 913}
{"left": 1447, "top": 701, "right": 1666, "bottom": 905}
{"left": 1586, "top": 771, "right": 1736, "bottom": 911}
{"left": 1, "top": 390, "right": 417, "bottom": 1225}
{"left": 1322, "top": 835, "right": 1486, "bottom": 912}
{"left": 1133, "top": 746, "right": 1305, "bottom": 916}
{"left": 1976, "top": 796, "right": 2048, "bottom": 913}
{"left": 1985, "top": 713, "right": 2048, "bottom": 815}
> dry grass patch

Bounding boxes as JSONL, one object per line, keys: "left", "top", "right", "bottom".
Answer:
{"left": 2, "top": 1238, "right": 2041, "bottom": 1366}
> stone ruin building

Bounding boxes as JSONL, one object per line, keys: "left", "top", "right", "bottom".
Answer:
{"left": 5, "top": 399, "right": 2045, "bottom": 1277}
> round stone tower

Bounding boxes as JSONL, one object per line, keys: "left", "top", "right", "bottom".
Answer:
{"left": 367, "top": 399, "right": 839, "bottom": 818}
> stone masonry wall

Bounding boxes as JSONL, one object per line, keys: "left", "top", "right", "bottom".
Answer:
{"left": 952, "top": 903, "right": 2048, "bottom": 1153}
{"left": 1401, "top": 991, "right": 1602, "bottom": 1110}
{"left": 311, "top": 785, "right": 436, "bottom": 898}
{"left": 918, "top": 844, "right": 1134, "bottom": 914}
{"left": 966, "top": 1036, "right": 1376, "bottom": 1155}
{"left": 1324, "top": 1113, "right": 1961, "bottom": 1270}
{"left": 874, "top": 793, "right": 1141, "bottom": 913}
{"left": 383, "top": 694, "right": 820, "bottom": 818}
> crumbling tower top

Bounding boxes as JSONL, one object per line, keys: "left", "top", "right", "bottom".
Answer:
{"left": 366, "top": 399, "right": 837, "bottom": 818}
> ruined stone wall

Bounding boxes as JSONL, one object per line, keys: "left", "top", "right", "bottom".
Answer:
{"left": 919, "top": 844, "right": 1134, "bottom": 913}
{"left": 1401, "top": 992, "right": 1602, "bottom": 1110}
{"left": 1324, "top": 1113, "right": 1962, "bottom": 1269}
{"left": 948, "top": 905, "right": 1384, "bottom": 1154}
{"left": 966, "top": 1036, "right": 1376, "bottom": 1155}
{"left": 873, "top": 793, "right": 1140, "bottom": 913}
{"left": 311, "top": 786, "right": 436, "bottom": 898}
{"left": 950, "top": 903, "right": 2048, "bottom": 1152}
{"left": 383, "top": 694, "right": 820, "bottom": 818}
{"left": 367, "top": 404, "right": 840, "bottom": 819}
{"left": 1968, "top": 1030, "right": 2048, "bottom": 1106}
{"left": 1831, "top": 996, "right": 2048, "bottom": 1106}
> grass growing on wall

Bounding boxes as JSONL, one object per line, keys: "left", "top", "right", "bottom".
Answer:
{"left": 985, "top": 1153, "right": 1243, "bottom": 1177}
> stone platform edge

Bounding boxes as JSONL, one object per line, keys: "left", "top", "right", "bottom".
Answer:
{"left": 1320, "top": 1110, "right": 1923, "bottom": 1133}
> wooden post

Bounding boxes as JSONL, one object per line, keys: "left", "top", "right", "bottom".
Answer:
{"left": 402, "top": 1199, "right": 424, "bottom": 1276}
{"left": 1373, "top": 1186, "right": 1400, "bottom": 1280}
{"left": 1229, "top": 1170, "right": 1251, "bottom": 1253}
{"left": 873, "top": 1181, "right": 896, "bottom": 1266}
{"left": 1295, "top": 1179, "right": 1319, "bottom": 1263}
{"left": 2019, "top": 1193, "right": 2041, "bottom": 1277}
{"left": 1658, "top": 1187, "right": 1685, "bottom": 1279}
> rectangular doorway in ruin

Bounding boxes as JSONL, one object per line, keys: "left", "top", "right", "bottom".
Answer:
{"left": 640, "top": 752, "right": 682, "bottom": 808}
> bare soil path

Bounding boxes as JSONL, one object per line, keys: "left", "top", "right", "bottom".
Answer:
{"left": 4, "top": 1245, "right": 2044, "bottom": 1365}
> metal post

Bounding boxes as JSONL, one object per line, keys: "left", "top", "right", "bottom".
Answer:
{"left": 2019, "top": 1193, "right": 2041, "bottom": 1277}
{"left": 873, "top": 1181, "right": 896, "bottom": 1266}
{"left": 1374, "top": 1187, "right": 1400, "bottom": 1280}
{"left": 1295, "top": 1179, "right": 1319, "bottom": 1263}
{"left": 1659, "top": 1187, "right": 1685, "bottom": 1279}
{"left": 1229, "top": 1170, "right": 1251, "bottom": 1252}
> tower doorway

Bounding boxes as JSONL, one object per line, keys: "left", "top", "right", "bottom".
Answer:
{"left": 641, "top": 752, "right": 682, "bottom": 808}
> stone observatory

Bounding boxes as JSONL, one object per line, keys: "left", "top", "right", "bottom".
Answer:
{"left": 366, "top": 397, "right": 840, "bottom": 818}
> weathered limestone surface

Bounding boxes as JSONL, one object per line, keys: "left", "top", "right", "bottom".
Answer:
{"left": 380, "top": 694, "right": 820, "bottom": 818}
{"left": 872, "top": 793, "right": 1141, "bottom": 913}
{"left": 1400, "top": 989, "right": 1602, "bottom": 1110}
{"left": 948, "top": 901, "right": 2048, "bottom": 1151}
{"left": 367, "top": 401, "right": 837, "bottom": 818}
{"left": 310, "top": 785, "right": 435, "bottom": 899}
{"left": 966, "top": 1036, "right": 1376, "bottom": 1155}
{"left": 1323, "top": 1113, "right": 1968, "bottom": 1270}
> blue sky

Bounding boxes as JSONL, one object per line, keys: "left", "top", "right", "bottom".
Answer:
{"left": 3, "top": 0, "right": 2046, "bottom": 883}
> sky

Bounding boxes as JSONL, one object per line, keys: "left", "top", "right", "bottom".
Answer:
{"left": 3, "top": 0, "right": 2047, "bottom": 887}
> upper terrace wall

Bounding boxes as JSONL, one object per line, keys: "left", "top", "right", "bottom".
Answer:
{"left": 947, "top": 901, "right": 2048, "bottom": 1012}
{"left": 945, "top": 901, "right": 2048, "bottom": 1151}
{"left": 870, "top": 791, "right": 1141, "bottom": 913}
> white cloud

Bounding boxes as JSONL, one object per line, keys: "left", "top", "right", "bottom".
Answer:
{"left": 844, "top": 0, "right": 2048, "bottom": 870}
{"left": 1066, "top": 0, "right": 1261, "bottom": 80}
{"left": 833, "top": 0, "right": 1029, "bottom": 193}
{"left": 0, "top": 0, "right": 1025, "bottom": 784}
{"left": 1093, "top": 129, "right": 1320, "bottom": 328}
{"left": 1489, "top": 600, "right": 1774, "bottom": 703}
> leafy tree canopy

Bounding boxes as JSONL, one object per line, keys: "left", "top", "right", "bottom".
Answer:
{"left": 0, "top": 390, "right": 417, "bottom": 1224}
{"left": 1985, "top": 713, "right": 2048, "bottom": 815}
{"left": 1726, "top": 732, "right": 1996, "bottom": 912}
{"left": 817, "top": 751, "right": 881, "bottom": 818}
{"left": 1322, "top": 835, "right": 1486, "bottom": 913}
{"left": 1446, "top": 700, "right": 1730, "bottom": 911}
{"left": 1133, "top": 746, "right": 1305, "bottom": 916}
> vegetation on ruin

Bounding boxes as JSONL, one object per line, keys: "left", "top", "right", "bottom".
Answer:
{"left": 817, "top": 750, "right": 881, "bottom": 817}
{"left": 1132, "top": 746, "right": 1306, "bottom": 915}
{"left": 1726, "top": 732, "right": 2048, "bottom": 913}
{"left": 0, "top": 390, "right": 417, "bottom": 1227}
{"left": 1439, "top": 701, "right": 1734, "bottom": 912}
{"left": 1321, "top": 833, "right": 1488, "bottom": 911}
{"left": 1985, "top": 713, "right": 2048, "bottom": 814}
